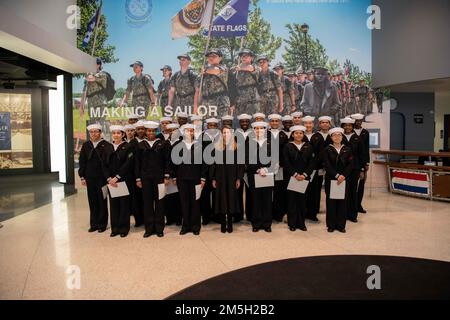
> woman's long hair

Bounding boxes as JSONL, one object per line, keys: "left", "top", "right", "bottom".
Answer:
{"left": 214, "top": 125, "right": 237, "bottom": 151}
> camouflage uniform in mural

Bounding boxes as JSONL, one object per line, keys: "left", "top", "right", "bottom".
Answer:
{"left": 355, "top": 84, "right": 371, "bottom": 115}
{"left": 157, "top": 77, "right": 171, "bottom": 108}
{"left": 258, "top": 69, "right": 281, "bottom": 115}
{"left": 126, "top": 74, "right": 154, "bottom": 118}
{"left": 170, "top": 68, "right": 197, "bottom": 109}
{"left": 84, "top": 71, "right": 110, "bottom": 139}
{"left": 230, "top": 66, "right": 260, "bottom": 115}
{"left": 280, "top": 75, "right": 295, "bottom": 115}
{"left": 198, "top": 65, "right": 230, "bottom": 117}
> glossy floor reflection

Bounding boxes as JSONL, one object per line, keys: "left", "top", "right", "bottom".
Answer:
{"left": 0, "top": 188, "right": 449, "bottom": 299}
{"left": 0, "top": 174, "right": 65, "bottom": 222}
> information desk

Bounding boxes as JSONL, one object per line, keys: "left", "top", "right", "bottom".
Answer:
{"left": 372, "top": 150, "right": 450, "bottom": 202}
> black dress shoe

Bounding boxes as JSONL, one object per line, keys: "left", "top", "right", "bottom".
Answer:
{"left": 193, "top": 231, "right": 200, "bottom": 235}
{"left": 143, "top": 232, "right": 152, "bottom": 238}
{"left": 110, "top": 233, "right": 119, "bottom": 237}
{"left": 88, "top": 227, "right": 97, "bottom": 233}
{"left": 349, "top": 218, "right": 358, "bottom": 223}
{"left": 179, "top": 230, "right": 188, "bottom": 235}
{"left": 264, "top": 227, "right": 272, "bottom": 233}
{"left": 221, "top": 224, "right": 227, "bottom": 233}
{"left": 227, "top": 224, "right": 233, "bottom": 233}
{"left": 358, "top": 208, "right": 367, "bottom": 213}
{"left": 289, "top": 227, "right": 296, "bottom": 232}
{"left": 338, "top": 228, "right": 346, "bottom": 233}
{"left": 327, "top": 228, "right": 335, "bottom": 233}
{"left": 98, "top": 228, "right": 106, "bottom": 233}
{"left": 120, "top": 233, "right": 128, "bottom": 238}
{"left": 157, "top": 233, "right": 164, "bottom": 237}
{"left": 299, "top": 226, "right": 307, "bottom": 231}
{"left": 252, "top": 228, "right": 259, "bottom": 232}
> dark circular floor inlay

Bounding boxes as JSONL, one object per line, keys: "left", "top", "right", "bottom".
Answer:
{"left": 166, "top": 255, "right": 450, "bottom": 300}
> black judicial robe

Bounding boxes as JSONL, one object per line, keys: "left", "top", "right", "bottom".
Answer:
{"left": 245, "top": 137, "right": 273, "bottom": 230}
{"left": 209, "top": 147, "right": 245, "bottom": 215}
{"left": 323, "top": 144, "right": 354, "bottom": 231}
{"left": 103, "top": 141, "right": 134, "bottom": 235}
{"left": 283, "top": 141, "right": 316, "bottom": 229}
{"left": 78, "top": 139, "right": 111, "bottom": 230}
{"left": 135, "top": 138, "right": 170, "bottom": 234}
{"left": 342, "top": 132, "right": 365, "bottom": 221}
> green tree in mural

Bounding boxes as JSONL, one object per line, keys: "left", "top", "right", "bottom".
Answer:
{"left": 187, "top": 0, "right": 282, "bottom": 70}
{"left": 282, "top": 23, "right": 328, "bottom": 72}
{"left": 343, "top": 59, "right": 372, "bottom": 86}
{"left": 77, "top": 0, "right": 118, "bottom": 64}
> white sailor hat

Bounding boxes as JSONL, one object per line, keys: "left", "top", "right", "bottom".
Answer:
{"left": 124, "top": 124, "right": 136, "bottom": 131}
{"left": 318, "top": 116, "right": 332, "bottom": 122}
{"left": 340, "top": 117, "right": 355, "bottom": 124}
{"left": 350, "top": 113, "right": 365, "bottom": 120}
{"left": 237, "top": 114, "right": 252, "bottom": 120}
{"left": 221, "top": 115, "right": 234, "bottom": 121}
{"left": 291, "top": 111, "right": 303, "bottom": 117}
{"left": 268, "top": 114, "right": 282, "bottom": 120}
{"left": 190, "top": 115, "right": 202, "bottom": 121}
{"left": 127, "top": 112, "right": 139, "bottom": 120}
{"left": 144, "top": 121, "right": 159, "bottom": 129}
{"left": 134, "top": 120, "right": 146, "bottom": 128}
{"left": 205, "top": 118, "right": 219, "bottom": 124}
{"left": 160, "top": 116, "right": 172, "bottom": 123}
{"left": 167, "top": 123, "right": 179, "bottom": 130}
{"left": 253, "top": 112, "right": 266, "bottom": 119}
{"left": 302, "top": 116, "right": 315, "bottom": 122}
{"left": 290, "top": 125, "right": 306, "bottom": 132}
{"left": 251, "top": 121, "right": 268, "bottom": 128}
{"left": 329, "top": 127, "right": 345, "bottom": 135}
{"left": 87, "top": 123, "right": 102, "bottom": 131}
{"left": 177, "top": 112, "right": 188, "bottom": 118}
{"left": 181, "top": 124, "right": 195, "bottom": 130}
{"left": 110, "top": 125, "right": 125, "bottom": 132}
{"left": 281, "top": 115, "right": 293, "bottom": 121}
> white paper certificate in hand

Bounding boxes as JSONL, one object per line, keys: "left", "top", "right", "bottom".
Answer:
{"left": 107, "top": 182, "right": 130, "bottom": 198}
{"left": 195, "top": 184, "right": 203, "bottom": 200}
{"left": 330, "top": 180, "right": 346, "bottom": 200}
{"left": 287, "top": 176, "right": 309, "bottom": 194}
{"left": 158, "top": 183, "right": 166, "bottom": 200}
{"left": 254, "top": 173, "right": 275, "bottom": 188}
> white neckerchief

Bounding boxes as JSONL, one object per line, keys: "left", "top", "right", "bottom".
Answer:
{"left": 319, "top": 131, "right": 328, "bottom": 140}
{"left": 270, "top": 129, "right": 280, "bottom": 138}
{"left": 237, "top": 128, "right": 250, "bottom": 138}
{"left": 305, "top": 132, "right": 314, "bottom": 141}
{"left": 344, "top": 133, "right": 354, "bottom": 141}
{"left": 184, "top": 140, "right": 194, "bottom": 150}
{"left": 113, "top": 141, "right": 124, "bottom": 151}
{"left": 283, "top": 130, "right": 292, "bottom": 138}
{"left": 147, "top": 138, "right": 159, "bottom": 148}
{"left": 332, "top": 144, "right": 343, "bottom": 154}
{"left": 253, "top": 137, "right": 267, "bottom": 147}
{"left": 291, "top": 141, "right": 304, "bottom": 150}
{"left": 136, "top": 137, "right": 144, "bottom": 143}
{"left": 354, "top": 128, "right": 363, "bottom": 136}
{"left": 163, "top": 133, "right": 170, "bottom": 140}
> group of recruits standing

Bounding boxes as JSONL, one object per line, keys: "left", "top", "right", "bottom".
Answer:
{"left": 78, "top": 109, "right": 370, "bottom": 238}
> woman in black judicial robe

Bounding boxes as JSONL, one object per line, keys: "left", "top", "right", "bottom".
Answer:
{"left": 283, "top": 126, "right": 316, "bottom": 231}
{"left": 79, "top": 125, "right": 111, "bottom": 233}
{"left": 171, "top": 125, "right": 207, "bottom": 235}
{"left": 341, "top": 120, "right": 365, "bottom": 223}
{"left": 135, "top": 123, "right": 170, "bottom": 238}
{"left": 103, "top": 126, "right": 133, "bottom": 237}
{"left": 323, "top": 128, "right": 354, "bottom": 233}
{"left": 245, "top": 122, "right": 273, "bottom": 233}
{"left": 210, "top": 126, "right": 245, "bottom": 233}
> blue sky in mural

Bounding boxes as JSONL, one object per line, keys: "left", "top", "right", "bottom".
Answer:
{"left": 74, "top": 0, "right": 371, "bottom": 92}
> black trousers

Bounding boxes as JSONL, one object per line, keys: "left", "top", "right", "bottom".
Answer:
{"left": 346, "top": 171, "right": 359, "bottom": 221}
{"left": 142, "top": 178, "right": 165, "bottom": 234}
{"left": 178, "top": 179, "right": 201, "bottom": 233}
{"left": 200, "top": 179, "right": 214, "bottom": 223}
{"left": 324, "top": 178, "right": 347, "bottom": 230}
{"left": 272, "top": 179, "right": 286, "bottom": 222}
{"left": 165, "top": 192, "right": 181, "bottom": 225}
{"left": 86, "top": 177, "right": 108, "bottom": 229}
{"left": 357, "top": 169, "right": 367, "bottom": 210}
{"left": 251, "top": 186, "right": 273, "bottom": 229}
{"left": 131, "top": 184, "right": 144, "bottom": 225}
{"left": 307, "top": 174, "right": 323, "bottom": 219}
{"left": 287, "top": 191, "right": 307, "bottom": 228}
{"left": 109, "top": 182, "right": 131, "bottom": 234}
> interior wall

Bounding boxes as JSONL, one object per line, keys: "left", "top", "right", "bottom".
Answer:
{"left": 434, "top": 91, "right": 450, "bottom": 152}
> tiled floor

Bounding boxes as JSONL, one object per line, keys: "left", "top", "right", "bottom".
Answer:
{"left": 0, "top": 188, "right": 449, "bottom": 299}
